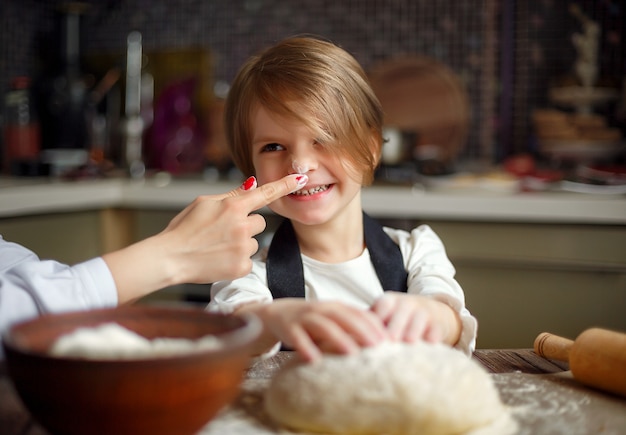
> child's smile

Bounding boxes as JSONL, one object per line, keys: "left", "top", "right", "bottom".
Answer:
{"left": 290, "top": 183, "right": 332, "bottom": 198}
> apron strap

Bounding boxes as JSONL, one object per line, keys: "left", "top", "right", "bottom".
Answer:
{"left": 266, "top": 218, "right": 305, "bottom": 298}
{"left": 266, "top": 213, "right": 408, "bottom": 299}
{"left": 363, "top": 213, "right": 409, "bottom": 293}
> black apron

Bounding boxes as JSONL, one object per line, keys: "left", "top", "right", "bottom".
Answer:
{"left": 266, "top": 213, "right": 408, "bottom": 298}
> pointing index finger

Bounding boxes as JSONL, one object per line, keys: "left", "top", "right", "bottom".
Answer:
{"left": 241, "top": 174, "right": 308, "bottom": 212}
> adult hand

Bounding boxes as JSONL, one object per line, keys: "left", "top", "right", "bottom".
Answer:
{"left": 370, "top": 291, "right": 461, "bottom": 346}
{"left": 160, "top": 174, "right": 308, "bottom": 283}
{"left": 105, "top": 174, "right": 307, "bottom": 303}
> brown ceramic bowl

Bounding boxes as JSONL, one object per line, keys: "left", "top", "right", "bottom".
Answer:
{"left": 2, "top": 305, "right": 261, "bottom": 435}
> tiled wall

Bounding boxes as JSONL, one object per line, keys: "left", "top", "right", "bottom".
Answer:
{"left": 1, "top": 0, "right": 624, "bottom": 164}
{"left": 509, "top": 0, "right": 625, "bottom": 156}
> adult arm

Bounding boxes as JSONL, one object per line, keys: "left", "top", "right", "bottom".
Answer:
{"left": 105, "top": 174, "right": 307, "bottom": 303}
{"left": 0, "top": 174, "right": 307, "bottom": 350}
{"left": 0, "top": 239, "right": 117, "bottom": 358}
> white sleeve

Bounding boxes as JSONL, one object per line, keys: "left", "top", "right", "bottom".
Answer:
{"left": 0, "top": 238, "right": 118, "bottom": 358}
{"left": 384, "top": 225, "right": 478, "bottom": 356}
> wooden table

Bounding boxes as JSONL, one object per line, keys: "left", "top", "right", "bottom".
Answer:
{"left": 2, "top": 350, "right": 625, "bottom": 434}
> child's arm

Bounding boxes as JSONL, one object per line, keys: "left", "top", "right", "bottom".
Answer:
{"left": 381, "top": 225, "right": 477, "bottom": 354}
{"left": 370, "top": 292, "right": 462, "bottom": 346}
{"left": 235, "top": 299, "right": 389, "bottom": 362}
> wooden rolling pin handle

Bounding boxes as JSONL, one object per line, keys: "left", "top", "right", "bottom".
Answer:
{"left": 535, "top": 328, "right": 626, "bottom": 398}
{"left": 534, "top": 332, "right": 573, "bottom": 362}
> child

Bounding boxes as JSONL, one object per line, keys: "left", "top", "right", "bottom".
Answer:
{"left": 208, "top": 35, "right": 477, "bottom": 362}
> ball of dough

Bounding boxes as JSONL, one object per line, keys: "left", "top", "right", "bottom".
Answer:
{"left": 265, "top": 342, "right": 511, "bottom": 435}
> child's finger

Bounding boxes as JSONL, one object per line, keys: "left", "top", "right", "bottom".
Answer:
{"left": 285, "top": 324, "right": 323, "bottom": 363}
{"left": 370, "top": 292, "right": 396, "bottom": 323}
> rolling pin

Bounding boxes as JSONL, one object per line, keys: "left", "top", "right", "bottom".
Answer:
{"left": 534, "top": 327, "right": 626, "bottom": 398}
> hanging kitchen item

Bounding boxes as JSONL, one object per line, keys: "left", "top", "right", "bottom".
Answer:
{"left": 122, "top": 31, "right": 148, "bottom": 179}
{"left": 369, "top": 56, "right": 470, "bottom": 171}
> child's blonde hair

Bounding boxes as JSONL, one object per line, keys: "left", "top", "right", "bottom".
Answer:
{"left": 224, "top": 35, "right": 384, "bottom": 185}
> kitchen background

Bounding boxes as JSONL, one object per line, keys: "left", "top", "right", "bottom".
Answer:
{"left": 0, "top": 0, "right": 624, "bottom": 177}
{"left": 1, "top": 0, "right": 624, "bottom": 348}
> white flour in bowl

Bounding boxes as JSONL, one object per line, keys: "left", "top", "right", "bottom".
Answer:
{"left": 50, "top": 323, "right": 223, "bottom": 359}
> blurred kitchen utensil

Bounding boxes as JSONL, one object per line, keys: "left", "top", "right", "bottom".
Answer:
{"left": 36, "top": 2, "right": 92, "bottom": 176}
{"left": 147, "top": 77, "right": 206, "bottom": 174}
{"left": 369, "top": 56, "right": 470, "bottom": 165}
{"left": 90, "top": 67, "right": 121, "bottom": 106}
{"left": 122, "top": 31, "right": 147, "bottom": 178}
{"left": 2, "top": 76, "right": 42, "bottom": 175}
{"left": 381, "top": 126, "right": 406, "bottom": 165}
{"left": 534, "top": 328, "right": 626, "bottom": 398}
{"left": 532, "top": 109, "right": 624, "bottom": 163}
{"left": 85, "top": 47, "right": 213, "bottom": 175}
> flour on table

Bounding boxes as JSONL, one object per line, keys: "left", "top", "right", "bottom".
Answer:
{"left": 264, "top": 342, "right": 516, "bottom": 435}
{"left": 50, "top": 322, "right": 223, "bottom": 359}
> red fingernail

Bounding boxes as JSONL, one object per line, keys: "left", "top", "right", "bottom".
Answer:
{"left": 295, "top": 175, "right": 308, "bottom": 187}
{"left": 242, "top": 176, "right": 256, "bottom": 191}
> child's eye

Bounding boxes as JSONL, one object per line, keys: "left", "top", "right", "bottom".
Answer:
{"left": 261, "top": 143, "right": 285, "bottom": 152}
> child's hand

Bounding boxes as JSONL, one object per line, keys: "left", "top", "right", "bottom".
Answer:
{"left": 370, "top": 291, "right": 461, "bottom": 346}
{"left": 262, "top": 299, "right": 389, "bottom": 362}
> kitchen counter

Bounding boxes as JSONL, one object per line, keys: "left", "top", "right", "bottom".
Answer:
{"left": 2, "top": 350, "right": 625, "bottom": 435}
{"left": 1, "top": 176, "right": 625, "bottom": 224}
{"left": 2, "top": 176, "right": 625, "bottom": 349}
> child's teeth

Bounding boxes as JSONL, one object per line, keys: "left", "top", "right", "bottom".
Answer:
{"left": 294, "top": 185, "right": 329, "bottom": 196}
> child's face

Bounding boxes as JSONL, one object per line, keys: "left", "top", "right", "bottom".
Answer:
{"left": 250, "top": 105, "right": 363, "bottom": 226}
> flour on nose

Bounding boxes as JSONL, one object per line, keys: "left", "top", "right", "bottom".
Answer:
{"left": 292, "top": 160, "right": 309, "bottom": 174}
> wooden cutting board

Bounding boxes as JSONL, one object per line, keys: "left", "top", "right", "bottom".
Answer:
{"left": 493, "top": 371, "right": 626, "bottom": 435}
{"left": 368, "top": 56, "right": 470, "bottom": 163}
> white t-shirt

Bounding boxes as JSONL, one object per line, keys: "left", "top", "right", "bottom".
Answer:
{"left": 209, "top": 224, "right": 477, "bottom": 355}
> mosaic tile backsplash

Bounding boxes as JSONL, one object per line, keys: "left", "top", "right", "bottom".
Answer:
{"left": 1, "top": 0, "right": 624, "bottom": 166}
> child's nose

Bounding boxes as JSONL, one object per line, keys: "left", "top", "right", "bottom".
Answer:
{"left": 289, "top": 157, "right": 315, "bottom": 174}
{"left": 291, "top": 159, "right": 309, "bottom": 174}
